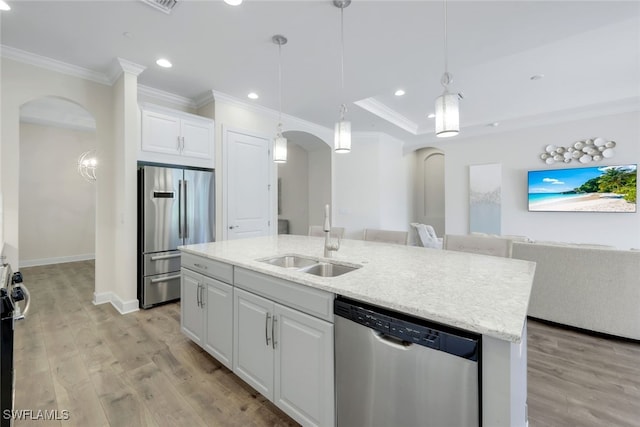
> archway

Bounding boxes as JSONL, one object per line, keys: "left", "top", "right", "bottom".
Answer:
{"left": 277, "top": 131, "right": 331, "bottom": 235}
{"left": 414, "top": 147, "right": 445, "bottom": 237}
{"left": 19, "top": 96, "right": 97, "bottom": 267}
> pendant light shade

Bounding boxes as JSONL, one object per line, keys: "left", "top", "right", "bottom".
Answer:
{"left": 272, "top": 34, "right": 288, "bottom": 163}
{"left": 334, "top": 0, "right": 351, "bottom": 153}
{"left": 435, "top": 90, "right": 459, "bottom": 137}
{"left": 273, "top": 129, "right": 287, "bottom": 163}
{"left": 334, "top": 113, "right": 351, "bottom": 153}
{"left": 435, "top": 0, "right": 460, "bottom": 138}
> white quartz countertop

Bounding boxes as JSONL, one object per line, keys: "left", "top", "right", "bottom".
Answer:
{"left": 179, "top": 235, "right": 536, "bottom": 343}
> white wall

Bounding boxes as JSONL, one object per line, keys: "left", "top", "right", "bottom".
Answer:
{"left": 379, "top": 135, "right": 412, "bottom": 230}
{"left": 19, "top": 123, "right": 96, "bottom": 265}
{"left": 277, "top": 143, "right": 309, "bottom": 235}
{"left": 111, "top": 70, "right": 141, "bottom": 311}
{"left": 333, "top": 133, "right": 413, "bottom": 239}
{"left": 1, "top": 58, "right": 116, "bottom": 303}
{"left": 308, "top": 148, "right": 332, "bottom": 229}
{"left": 433, "top": 111, "right": 640, "bottom": 249}
{"left": 213, "top": 94, "right": 333, "bottom": 241}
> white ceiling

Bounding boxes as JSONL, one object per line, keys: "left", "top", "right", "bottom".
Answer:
{"left": 2, "top": 0, "right": 639, "bottom": 151}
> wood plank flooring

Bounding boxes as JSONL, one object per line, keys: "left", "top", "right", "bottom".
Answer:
{"left": 11, "top": 261, "right": 640, "bottom": 426}
{"left": 12, "top": 261, "right": 296, "bottom": 427}
{"left": 527, "top": 319, "right": 640, "bottom": 426}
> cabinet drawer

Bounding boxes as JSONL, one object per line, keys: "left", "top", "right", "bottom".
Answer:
{"left": 234, "top": 267, "right": 333, "bottom": 322}
{"left": 181, "top": 252, "right": 233, "bottom": 284}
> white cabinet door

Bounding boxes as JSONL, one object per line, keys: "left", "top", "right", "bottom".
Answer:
{"left": 233, "top": 288, "right": 275, "bottom": 400}
{"left": 181, "top": 268, "right": 204, "bottom": 345}
{"left": 139, "top": 103, "right": 215, "bottom": 167}
{"left": 203, "top": 277, "right": 233, "bottom": 370}
{"left": 181, "top": 118, "right": 214, "bottom": 160}
{"left": 274, "top": 303, "right": 335, "bottom": 427}
{"left": 141, "top": 109, "right": 181, "bottom": 155}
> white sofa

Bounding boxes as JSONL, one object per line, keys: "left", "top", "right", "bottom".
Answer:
{"left": 443, "top": 234, "right": 513, "bottom": 257}
{"left": 512, "top": 241, "right": 640, "bottom": 340}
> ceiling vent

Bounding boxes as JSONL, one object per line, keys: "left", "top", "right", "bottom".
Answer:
{"left": 140, "top": 0, "right": 178, "bottom": 14}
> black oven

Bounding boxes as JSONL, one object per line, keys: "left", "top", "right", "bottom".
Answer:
{"left": 1, "top": 264, "right": 30, "bottom": 427}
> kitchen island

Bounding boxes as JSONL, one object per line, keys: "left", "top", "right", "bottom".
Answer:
{"left": 179, "top": 234, "right": 536, "bottom": 427}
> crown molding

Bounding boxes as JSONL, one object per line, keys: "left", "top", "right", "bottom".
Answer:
{"left": 403, "top": 96, "right": 640, "bottom": 154}
{"left": 1, "top": 44, "right": 111, "bottom": 85}
{"left": 138, "top": 85, "right": 196, "bottom": 110}
{"left": 211, "top": 89, "right": 333, "bottom": 142}
{"left": 194, "top": 90, "right": 215, "bottom": 109}
{"left": 107, "top": 57, "right": 146, "bottom": 84}
{"left": 354, "top": 97, "right": 419, "bottom": 135}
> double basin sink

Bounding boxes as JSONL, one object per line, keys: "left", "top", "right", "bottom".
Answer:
{"left": 259, "top": 254, "right": 361, "bottom": 277}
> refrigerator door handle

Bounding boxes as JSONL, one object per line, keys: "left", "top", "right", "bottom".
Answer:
{"left": 150, "top": 253, "right": 181, "bottom": 262}
{"left": 178, "top": 180, "right": 183, "bottom": 239}
{"left": 183, "top": 180, "right": 189, "bottom": 239}
{"left": 150, "top": 274, "right": 182, "bottom": 283}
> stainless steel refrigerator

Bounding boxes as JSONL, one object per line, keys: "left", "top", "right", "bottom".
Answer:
{"left": 138, "top": 164, "right": 215, "bottom": 309}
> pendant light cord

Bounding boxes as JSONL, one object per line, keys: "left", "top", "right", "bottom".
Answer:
{"left": 443, "top": 0, "right": 448, "bottom": 75}
{"left": 339, "top": 5, "right": 347, "bottom": 119}
{"left": 340, "top": 6, "right": 345, "bottom": 92}
{"left": 278, "top": 41, "right": 283, "bottom": 128}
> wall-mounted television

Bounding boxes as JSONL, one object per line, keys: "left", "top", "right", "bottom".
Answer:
{"left": 528, "top": 164, "right": 637, "bottom": 212}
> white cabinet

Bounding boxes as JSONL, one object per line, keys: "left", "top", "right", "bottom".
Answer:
{"left": 181, "top": 268, "right": 204, "bottom": 345}
{"left": 203, "top": 277, "right": 234, "bottom": 369}
{"left": 180, "top": 266, "right": 233, "bottom": 370}
{"left": 181, "top": 256, "right": 335, "bottom": 427}
{"left": 234, "top": 287, "right": 334, "bottom": 427}
{"left": 274, "top": 302, "right": 334, "bottom": 427}
{"left": 140, "top": 103, "right": 214, "bottom": 167}
{"left": 234, "top": 288, "right": 275, "bottom": 398}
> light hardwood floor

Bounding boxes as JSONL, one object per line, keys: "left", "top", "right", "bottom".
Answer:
{"left": 12, "top": 261, "right": 640, "bottom": 426}
{"left": 13, "top": 261, "right": 297, "bottom": 427}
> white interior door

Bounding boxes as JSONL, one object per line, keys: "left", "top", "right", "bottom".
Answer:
{"left": 227, "top": 130, "right": 271, "bottom": 240}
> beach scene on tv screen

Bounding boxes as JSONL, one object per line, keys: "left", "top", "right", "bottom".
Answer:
{"left": 528, "top": 164, "right": 637, "bottom": 212}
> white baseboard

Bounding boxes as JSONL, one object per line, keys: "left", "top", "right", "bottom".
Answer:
{"left": 19, "top": 253, "right": 95, "bottom": 268}
{"left": 93, "top": 291, "right": 139, "bottom": 315}
{"left": 93, "top": 291, "right": 111, "bottom": 305}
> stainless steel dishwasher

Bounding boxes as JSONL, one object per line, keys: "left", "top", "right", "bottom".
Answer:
{"left": 334, "top": 296, "right": 481, "bottom": 427}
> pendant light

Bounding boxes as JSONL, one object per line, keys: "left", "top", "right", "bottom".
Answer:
{"left": 272, "top": 34, "right": 288, "bottom": 163}
{"left": 435, "top": 0, "right": 460, "bottom": 138}
{"left": 334, "top": 0, "right": 351, "bottom": 153}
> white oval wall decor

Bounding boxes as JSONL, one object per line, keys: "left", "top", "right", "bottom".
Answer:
{"left": 540, "top": 137, "right": 616, "bottom": 165}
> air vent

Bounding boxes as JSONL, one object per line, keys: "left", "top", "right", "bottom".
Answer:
{"left": 140, "top": 0, "right": 178, "bottom": 14}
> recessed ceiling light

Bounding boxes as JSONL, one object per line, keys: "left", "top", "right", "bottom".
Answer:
{"left": 247, "top": 92, "right": 259, "bottom": 100}
{"left": 427, "top": 113, "right": 436, "bottom": 119}
{"left": 394, "top": 89, "right": 405, "bottom": 97}
{"left": 0, "top": 1, "right": 11, "bottom": 11}
{"left": 122, "top": 32, "right": 133, "bottom": 39}
{"left": 224, "top": 0, "right": 243, "bottom": 5}
{"left": 488, "top": 122, "right": 500, "bottom": 127}
{"left": 530, "top": 74, "right": 544, "bottom": 81}
{"left": 156, "top": 58, "right": 172, "bottom": 68}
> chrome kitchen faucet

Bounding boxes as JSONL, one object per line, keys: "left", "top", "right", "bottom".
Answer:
{"left": 323, "top": 204, "right": 340, "bottom": 258}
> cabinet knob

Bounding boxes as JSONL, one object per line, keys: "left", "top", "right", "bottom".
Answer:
{"left": 229, "top": 225, "right": 238, "bottom": 230}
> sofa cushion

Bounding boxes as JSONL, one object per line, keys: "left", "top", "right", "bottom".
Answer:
{"left": 512, "top": 242, "right": 640, "bottom": 340}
